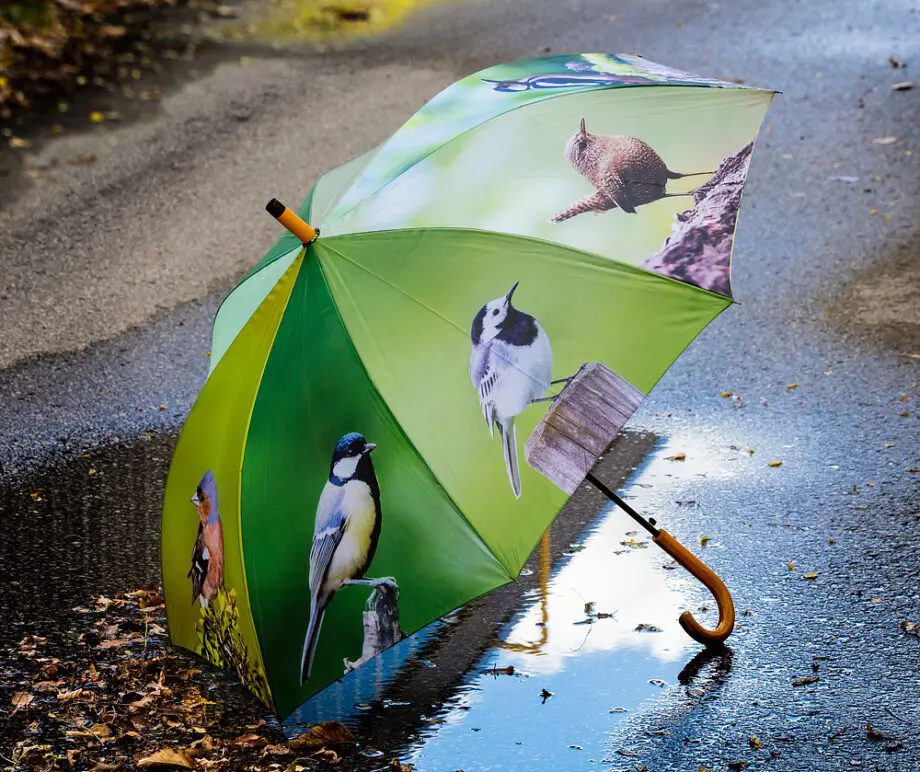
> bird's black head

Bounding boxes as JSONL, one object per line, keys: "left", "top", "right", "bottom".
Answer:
{"left": 330, "top": 432, "right": 377, "bottom": 484}
{"left": 471, "top": 281, "right": 521, "bottom": 344}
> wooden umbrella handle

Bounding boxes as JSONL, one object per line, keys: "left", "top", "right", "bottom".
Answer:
{"left": 653, "top": 530, "right": 735, "bottom": 646}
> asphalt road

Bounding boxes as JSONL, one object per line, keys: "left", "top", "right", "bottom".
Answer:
{"left": 1, "top": 0, "right": 919, "bottom": 769}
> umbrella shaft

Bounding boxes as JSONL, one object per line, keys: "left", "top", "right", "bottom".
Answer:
{"left": 585, "top": 473, "right": 660, "bottom": 537}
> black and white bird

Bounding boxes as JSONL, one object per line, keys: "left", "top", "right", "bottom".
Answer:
{"left": 470, "top": 282, "right": 553, "bottom": 498}
{"left": 301, "top": 432, "right": 385, "bottom": 683}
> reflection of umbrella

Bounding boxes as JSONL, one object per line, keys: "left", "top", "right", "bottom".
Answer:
{"left": 161, "top": 52, "right": 776, "bottom": 717}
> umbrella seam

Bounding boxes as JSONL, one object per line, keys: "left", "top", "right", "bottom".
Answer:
{"left": 314, "top": 250, "right": 515, "bottom": 580}
{"left": 322, "top": 226, "right": 738, "bottom": 305}
{"left": 235, "top": 251, "right": 307, "bottom": 711}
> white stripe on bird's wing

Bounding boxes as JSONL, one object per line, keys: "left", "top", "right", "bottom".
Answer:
{"left": 309, "top": 514, "right": 348, "bottom": 596}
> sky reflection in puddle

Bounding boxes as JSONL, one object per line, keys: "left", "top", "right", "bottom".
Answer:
{"left": 398, "top": 437, "right": 734, "bottom": 769}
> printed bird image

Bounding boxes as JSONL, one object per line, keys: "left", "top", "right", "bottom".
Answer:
{"left": 188, "top": 470, "right": 224, "bottom": 608}
{"left": 302, "top": 433, "right": 395, "bottom": 683}
{"left": 551, "top": 118, "right": 712, "bottom": 222}
{"left": 470, "top": 282, "right": 554, "bottom": 498}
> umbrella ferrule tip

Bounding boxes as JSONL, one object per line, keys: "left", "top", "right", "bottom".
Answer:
{"left": 266, "top": 198, "right": 286, "bottom": 218}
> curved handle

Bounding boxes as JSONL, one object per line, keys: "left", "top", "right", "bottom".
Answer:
{"left": 653, "top": 529, "right": 735, "bottom": 646}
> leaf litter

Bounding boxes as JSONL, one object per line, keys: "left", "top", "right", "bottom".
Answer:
{"left": 0, "top": 587, "right": 359, "bottom": 771}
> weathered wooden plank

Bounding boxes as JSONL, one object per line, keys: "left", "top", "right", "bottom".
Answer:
{"left": 525, "top": 362, "right": 644, "bottom": 494}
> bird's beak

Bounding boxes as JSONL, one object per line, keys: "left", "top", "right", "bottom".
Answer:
{"left": 191, "top": 494, "right": 200, "bottom": 507}
{"left": 505, "top": 281, "right": 519, "bottom": 304}
{"left": 579, "top": 117, "right": 586, "bottom": 137}
{"left": 363, "top": 442, "right": 377, "bottom": 454}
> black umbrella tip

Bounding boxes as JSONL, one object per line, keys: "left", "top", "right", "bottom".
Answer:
{"left": 266, "top": 198, "right": 286, "bottom": 218}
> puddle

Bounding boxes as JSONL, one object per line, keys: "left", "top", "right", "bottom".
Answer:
{"left": 398, "top": 482, "right": 698, "bottom": 767}
{"left": 0, "top": 424, "right": 731, "bottom": 766}
{"left": 0, "top": 433, "right": 172, "bottom": 648}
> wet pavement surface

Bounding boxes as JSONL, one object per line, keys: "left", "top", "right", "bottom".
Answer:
{"left": 2, "top": 0, "right": 920, "bottom": 769}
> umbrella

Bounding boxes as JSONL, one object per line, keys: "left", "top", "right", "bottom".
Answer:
{"left": 162, "top": 52, "right": 776, "bottom": 717}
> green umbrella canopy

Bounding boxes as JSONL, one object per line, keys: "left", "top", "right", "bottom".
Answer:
{"left": 162, "top": 53, "right": 776, "bottom": 718}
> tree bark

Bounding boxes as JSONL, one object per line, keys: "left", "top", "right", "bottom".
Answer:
{"left": 642, "top": 140, "right": 755, "bottom": 298}
{"left": 344, "top": 581, "right": 404, "bottom": 673}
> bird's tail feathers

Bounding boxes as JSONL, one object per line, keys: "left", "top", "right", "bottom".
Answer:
{"left": 500, "top": 420, "right": 522, "bottom": 499}
{"left": 301, "top": 600, "right": 326, "bottom": 683}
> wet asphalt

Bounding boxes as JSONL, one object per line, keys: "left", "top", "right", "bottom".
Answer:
{"left": 1, "top": 0, "right": 919, "bottom": 769}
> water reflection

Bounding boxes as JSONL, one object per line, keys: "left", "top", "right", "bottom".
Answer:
{"left": 0, "top": 434, "right": 170, "bottom": 648}
{"left": 399, "top": 436, "right": 731, "bottom": 769}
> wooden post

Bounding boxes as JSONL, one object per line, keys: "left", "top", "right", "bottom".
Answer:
{"left": 343, "top": 581, "right": 405, "bottom": 673}
{"left": 524, "top": 362, "right": 644, "bottom": 494}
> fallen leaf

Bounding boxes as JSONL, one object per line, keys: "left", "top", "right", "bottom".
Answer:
{"left": 804, "top": 572, "right": 819, "bottom": 580}
{"left": 57, "top": 688, "right": 83, "bottom": 701}
{"left": 720, "top": 391, "right": 732, "bottom": 398}
{"left": 90, "top": 111, "right": 105, "bottom": 123}
{"left": 891, "top": 81, "right": 914, "bottom": 91}
{"left": 30, "top": 491, "right": 43, "bottom": 502}
{"left": 787, "top": 562, "right": 795, "bottom": 570}
{"left": 786, "top": 383, "right": 799, "bottom": 390}
{"left": 289, "top": 721, "right": 356, "bottom": 751}
{"left": 234, "top": 733, "right": 264, "bottom": 747}
{"left": 749, "top": 736, "right": 763, "bottom": 750}
{"left": 97, "top": 638, "right": 135, "bottom": 649}
{"left": 792, "top": 676, "right": 819, "bottom": 686}
{"left": 11, "top": 691, "right": 34, "bottom": 712}
{"left": 9, "top": 136, "right": 32, "bottom": 149}
{"left": 136, "top": 748, "right": 196, "bottom": 768}
{"left": 768, "top": 461, "right": 783, "bottom": 468}
{"left": 866, "top": 722, "right": 896, "bottom": 742}
{"left": 668, "top": 452, "right": 686, "bottom": 461}
{"left": 699, "top": 535, "right": 710, "bottom": 547}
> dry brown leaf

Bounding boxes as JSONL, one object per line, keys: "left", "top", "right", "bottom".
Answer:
{"left": 749, "top": 736, "right": 763, "bottom": 750}
{"left": 136, "top": 748, "right": 196, "bottom": 768}
{"left": 233, "top": 733, "right": 265, "bottom": 747}
{"left": 289, "top": 721, "right": 356, "bottom": 751}
{"left": 768, "top": 461, "right": 783, "bottom": 468}
{"left": 31, "top": 679, "right": 64, "bottom": 692}
{"left": 57, "top": 687, "right": 84, "bottom": 701}
{"left": 668, "top": 452, "right": 686, "bottom": 461}
{"left": 787, "top": 562, "right": 795, "bottom": 571}
{"left": 97, "top": 637, "right": 138, "bottom": 649}
{"left": 866, "top": 722, "right": 894, "bottom": 741}
{"left": 803, "top": 572, "right": 818, "bottom": 580}
{"left": 11, "top": 691, "right": 34, "bottom": 712}
{"left": 786, "top": 383, "right": 799, "bottom": 390}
